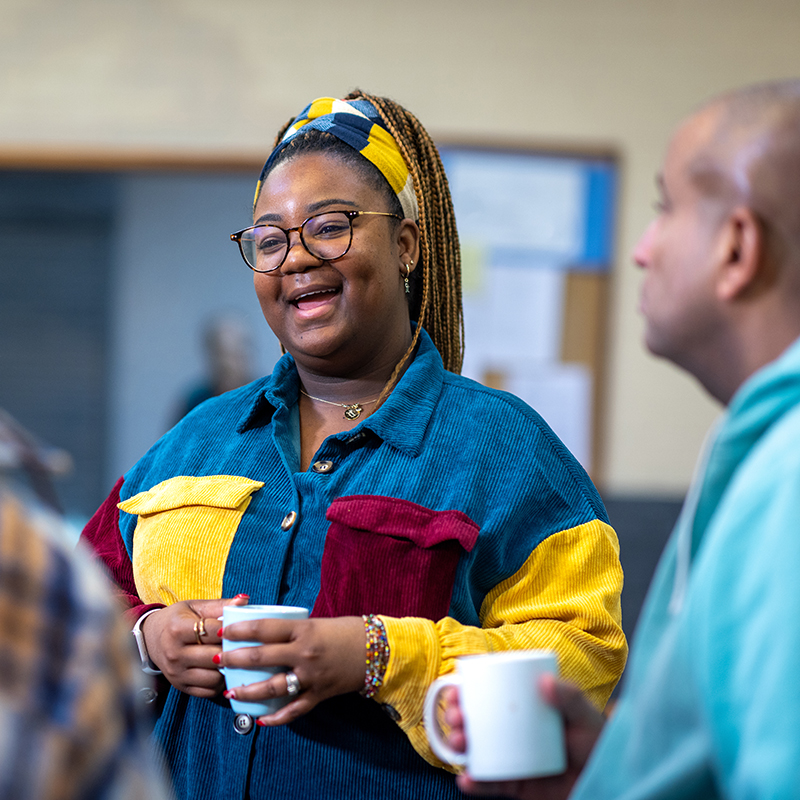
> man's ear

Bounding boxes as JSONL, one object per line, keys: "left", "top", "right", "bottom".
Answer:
{"left": 716, "top": 206, "right": 764, "bottom": 301}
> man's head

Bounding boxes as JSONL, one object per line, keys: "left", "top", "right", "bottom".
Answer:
{"left": 634, "top": 80, "right": 800, "bottom": 403}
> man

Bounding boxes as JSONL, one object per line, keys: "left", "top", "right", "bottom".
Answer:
{"left": 445, "top": 79, "right": 800, "bottom": 799}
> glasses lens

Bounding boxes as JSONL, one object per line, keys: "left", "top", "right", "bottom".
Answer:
{"left": 302, "top": 212, "right": 352, "bottom": 261}
{"left": 240, "top": 226, "right": 287, "bottom": 272}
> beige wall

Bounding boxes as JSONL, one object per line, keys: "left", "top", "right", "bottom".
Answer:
{"left": 3, "top": 0, "right": 799, "bottom": 494}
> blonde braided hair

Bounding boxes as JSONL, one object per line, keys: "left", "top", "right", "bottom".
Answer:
{"left": 270, "top": 90, "right": 464, "bottom": 382}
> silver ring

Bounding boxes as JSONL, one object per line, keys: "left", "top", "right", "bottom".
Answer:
{"left": 285, "top": 671, "right": 301, "bottom": 697}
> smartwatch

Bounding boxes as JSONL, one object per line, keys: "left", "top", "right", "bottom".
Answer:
{"left": 132, "top": 608, "right": 163, "bottom": 675}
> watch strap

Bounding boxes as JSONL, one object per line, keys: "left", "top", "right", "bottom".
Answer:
{"left": 132, "top": 608, "right": 163, "bottom": 675}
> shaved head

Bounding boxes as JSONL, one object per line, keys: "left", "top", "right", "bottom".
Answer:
{"left": 634, "top": 79, "right": 800, "bottom": 402}
{"left": 689, "top": 80, "right": 800, "bottom": 268}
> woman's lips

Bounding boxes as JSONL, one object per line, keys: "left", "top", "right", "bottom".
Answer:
{"left": 292, "top": 288, "right": 340, "bottom": 315}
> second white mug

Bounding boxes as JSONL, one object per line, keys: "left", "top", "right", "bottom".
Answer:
{"left": 424, "top": 649, "right": 566, "bottom": 781}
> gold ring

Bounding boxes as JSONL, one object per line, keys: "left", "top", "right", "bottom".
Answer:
{"left": 193, "top": 618, "right": 207, "bottom": 645}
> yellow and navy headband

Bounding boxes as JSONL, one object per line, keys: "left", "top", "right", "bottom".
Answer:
{"left": 255, "top": 97, "right": 419, "bottom": 221}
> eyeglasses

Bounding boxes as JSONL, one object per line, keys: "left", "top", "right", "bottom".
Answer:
{"left": 230, "top": 210, "right": 403, "bottom": 273}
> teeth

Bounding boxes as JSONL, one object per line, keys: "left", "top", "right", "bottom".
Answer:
{"left": 294, "top": 289, "right": 335, "bottom": 302}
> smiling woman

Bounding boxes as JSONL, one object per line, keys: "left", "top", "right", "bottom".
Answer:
{"left": 81, "top": 90, "right": 628, "bottom": 800}
{"left": 249, "top": 150, "right": 417, "bottom": 414}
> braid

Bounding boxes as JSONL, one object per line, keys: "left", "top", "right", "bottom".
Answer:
{"left": 273, "top": 117, "right": 295, "bottom": 148}
{"left": 343, "top": 89, "right": 465, "bottom": 377}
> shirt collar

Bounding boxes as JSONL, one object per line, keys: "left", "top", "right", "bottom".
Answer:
{"left": 236, "top": 353, "right": 298, "bottom": 433}
{"left": 236, "top": 328, "right": 445, "bottom": 457}
{"left": 359, "top": 328, "right": 444, "bottom": 457}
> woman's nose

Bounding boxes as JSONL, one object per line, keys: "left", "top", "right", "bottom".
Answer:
{"left": 279, "top": 230, "right": 322, "bottom": 274}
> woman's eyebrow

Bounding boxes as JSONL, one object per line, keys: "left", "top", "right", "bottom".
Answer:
{"left": 254, "top": 212, "right": 281, "bottom": 224}
{"left": 307, "top": 198, "right": 359, "bottom": 213}
{"left": 254, "top": 198, "right": 359, "bottom": 226}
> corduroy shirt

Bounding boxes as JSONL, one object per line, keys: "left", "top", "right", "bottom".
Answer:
{"left": 84, "top": 328, "right": 626, "bottom": 800}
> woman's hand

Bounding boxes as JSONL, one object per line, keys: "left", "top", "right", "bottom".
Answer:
{"left": 442, "top": 674, "right": 605, "bottom": 800}
{"left": 141, "top": 596, "right": 249, "bottom": 697}
{"left": 218, "top": 616, "right": 366, "bottom": 725}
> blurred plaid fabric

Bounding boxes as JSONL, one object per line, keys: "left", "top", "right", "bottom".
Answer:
{"left": 0, "top": 487, "right": 172, "bottom": 800}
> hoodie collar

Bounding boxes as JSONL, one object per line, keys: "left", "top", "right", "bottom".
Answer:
{"left": 669, "top": 334, "right": 800, "bottom": 613}
{"left": 700, "top": 335, "right": 800, "bottom": 506}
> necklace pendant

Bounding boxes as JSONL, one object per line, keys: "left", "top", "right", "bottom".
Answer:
{"left": 343, "top": 404, "right": 363, "bottom": 421}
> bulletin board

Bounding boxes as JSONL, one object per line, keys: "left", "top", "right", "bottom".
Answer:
{"left": 438, "top": 141, "right": 620, "bottom": 483}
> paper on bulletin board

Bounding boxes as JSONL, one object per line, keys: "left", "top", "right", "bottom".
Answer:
{"left": 447, "top": 151, "right": 586, "bottom": 259}
{"left": 461, "top": 262, "right": 566, "bottom": 377}
{"left": 460, "top": 240, "right": 488, "bottom": 295}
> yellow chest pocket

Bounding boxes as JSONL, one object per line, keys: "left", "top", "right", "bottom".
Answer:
{"left": 118, "top": 475, "right": 264, "bottom": 606}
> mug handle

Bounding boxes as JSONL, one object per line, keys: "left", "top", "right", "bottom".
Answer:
{"left": 423, "top": 674, "right": 467, "bottom": 767}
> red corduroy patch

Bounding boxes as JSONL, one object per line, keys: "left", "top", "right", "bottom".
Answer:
{"left": 311, "top": 495, "right": 479, "bottom": 620}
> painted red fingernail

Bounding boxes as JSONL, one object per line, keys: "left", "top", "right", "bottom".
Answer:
{"left": 234, "top": 594, "right": 250, "bottom": 600}
{"left": 223, "top": 689, "right": 236, "bottom": 700}
{"left": 212, "top": 653, "right": 221, "bottom": 665}
{"left": 218, "top": 627, "right": 225, "bottom": 637}
{"left": 256, "top": 719, "right": 267, "bottom": 727}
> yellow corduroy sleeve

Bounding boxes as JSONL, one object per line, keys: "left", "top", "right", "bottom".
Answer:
{"left": 374, "top": 519, "right": 627, "bottom": 768}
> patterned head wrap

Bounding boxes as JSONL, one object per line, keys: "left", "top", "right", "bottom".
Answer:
{"left": 255, "top": 97, "right": 419, "bottom": 221}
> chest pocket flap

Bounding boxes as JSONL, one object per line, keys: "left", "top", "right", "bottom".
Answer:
{"left": 118, "top": 475, "right": 264, "bottom": 606}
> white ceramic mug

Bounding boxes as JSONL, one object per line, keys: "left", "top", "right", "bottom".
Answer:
{"left": 221, "top": 604, "right": 309, "bottom": 717}
{"left": 424, "top": 650, "right": 566, "bottom": 781}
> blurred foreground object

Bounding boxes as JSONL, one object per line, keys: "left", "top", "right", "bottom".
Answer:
{"left": 0, "top": 482, "right": 172, "bottom": 799}
{"left": 0, "top": 407, "right": 73, "bottom": 512}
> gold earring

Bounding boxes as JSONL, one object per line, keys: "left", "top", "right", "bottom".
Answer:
{"left": 403, "top": 262, "right": 412, "bottom": 294}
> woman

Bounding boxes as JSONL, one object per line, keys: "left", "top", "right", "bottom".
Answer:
{"left": 82, "top": 91, "right": 627, "bottom": 800}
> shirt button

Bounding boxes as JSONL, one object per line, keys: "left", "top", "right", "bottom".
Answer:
{"left": 138, "top": 686, "right": 158, "bottom": 705}
{"left": 233, "top": 714, "right": 254, "bottom": 735}
{"left": 311, "top": 460, "right": 334, "bottom": 474}
{"left": 281, "top": 511, "right": 297, "bottom": 531}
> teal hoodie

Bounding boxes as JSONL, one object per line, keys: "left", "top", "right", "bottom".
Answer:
{"left": 573, "top": 336, "right": 800, "bottom": 799}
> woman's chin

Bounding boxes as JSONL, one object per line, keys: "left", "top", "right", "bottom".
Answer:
{"left": 284, "top": 334, "right": 352, "bottom": 372}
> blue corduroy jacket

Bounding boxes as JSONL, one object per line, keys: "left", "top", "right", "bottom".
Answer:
{"left": 91, "top": 329, "right": 625, "bottom": 800}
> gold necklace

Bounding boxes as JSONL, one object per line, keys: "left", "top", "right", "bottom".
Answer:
{"left": 299, "top": 389, "right": 380, "bottom": 421}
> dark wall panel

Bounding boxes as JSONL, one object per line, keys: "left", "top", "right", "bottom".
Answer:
{"left": 0, "top": 171, "right": 116, "bottom": 517}
{"left": 602, "top": 494, "right": 683, "bottom": 638}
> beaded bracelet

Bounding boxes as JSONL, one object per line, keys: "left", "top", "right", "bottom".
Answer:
{"left": 359, "top": 614, "right": 390, "bottom": 699}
